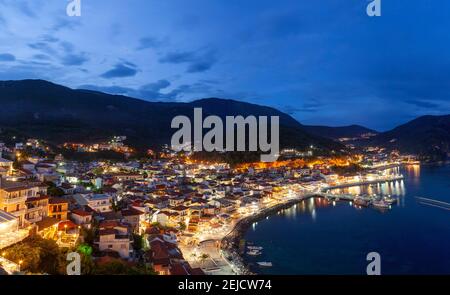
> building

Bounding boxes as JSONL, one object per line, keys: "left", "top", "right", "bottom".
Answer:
{"left": 0, "top": 210, "right": 29, "bottom": 249}
{"left": 121, "top": 207, "right": 145, "bottom": 234}
{"left": 48, "top": 197, "right": 69, "bottom": 221}
{"left": 25, "top": 195, "right": 49, "bottom": 224}
{"left": 71, "top": 209, "right": 93, "bottom": 228}
{"left": 0, "top": 158, "right": 13, "bottom": 175}
{"left": 0, "top": 178, "right": 45, "bottom": 227}
{"left": 85, "top": 194, "right": 113, "bottom": 213}
{"left": 95, "top": 221, "right": 133, "bottom": 259}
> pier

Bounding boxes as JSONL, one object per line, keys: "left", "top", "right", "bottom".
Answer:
{"left": 323, "top": 175, "right": 404, "bottom": 190}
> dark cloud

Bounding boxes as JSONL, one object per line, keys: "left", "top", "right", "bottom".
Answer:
{"left": 61, "top": 53, "right": 89, "bottom": 66}
{"left": 32, "top": 54, "right": 51, "bottom": 61}
{"left": 282, "top": 105, "right": 302, "bottom": 115}
{"left": 283, "top": 100, "right": 322, "bottom": 114}
{"left": 140, "top": 80, "right": 171, "bottom": 92}
{"left": 136, "top": 37, "right": 163, "bottom": 50}
{"left": 78, "top": 85, "right": 132, "bottom": 95}
{"left": 78, "top": 80, "right": 217, "bottom": 102}
{"left": 100, "top": 63, "right": 139, "bottom": 79}
{"left": 50, "top": 17, "right": 80, "bottom": 32}
{"left": 41, "top": 35, "right": 59, "bottom": 43}
{"left": 159, "top": 49, "right": 217, "bottom": 73}
{"left": 0, "top": 53, "right": 16, "bottom": 62}
{"left": 405, "top": 99, "right": 440, "bottom": 109}
{"left": 28, "top": 42, "right": 57, "bottom": 56}
{"left": 59, "top": 41, "right": 75, "bottom": 52}
{"left": 15, "top": 1, "right": 36, "bottom": 18}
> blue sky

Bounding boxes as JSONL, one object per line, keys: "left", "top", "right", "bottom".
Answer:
{"left": 0, "top": 0, "right": 449, "bottom": 130}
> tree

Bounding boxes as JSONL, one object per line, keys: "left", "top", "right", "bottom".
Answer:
{"left": 92, "top": 259, "right": 155, "bottom": 275}
{"left": 3, "top": 243, "right": 40, "bottom": 273}
{"left": 48, "top": 186, "right": 65, "bottom": 197}
{"left": 34, "top": 237, "right": 65, "bottom": 274}
{"left": 3, "top": 236, "right": 66, "bottom": 275}
{"left": 132, "top": 234, "right": 144, "bottom": 252}
{"left": 81, "top": 228, "right": 96, "bottom": 246}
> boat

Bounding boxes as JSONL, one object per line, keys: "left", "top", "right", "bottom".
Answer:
{"left": 257, "top": 262, "right": 273, "bottom": 267}
{"left": 247, "top": 246, "right": 263, "bottom": 250}
{"left": 372, "top": 200, "right": 390, "bottom": 210}
{"left": 354, "top": 197, "right": 369, "bottom": 207}
{"left": 383, "top": 196, "right": 397, "bottom": 205}
{"left": 247, "top": 250, "right": 262, "bottom": 256}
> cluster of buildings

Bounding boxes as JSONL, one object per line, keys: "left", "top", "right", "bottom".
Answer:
{"left": 0, "top": 136, "right": 411, "bottom": 275}
{"left": 61, "top": 136, "right": 134, "bottom": 155}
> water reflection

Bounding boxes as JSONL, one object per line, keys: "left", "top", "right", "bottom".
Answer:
{"left": 331, "top": 179, "right": 406, "bottom": 198}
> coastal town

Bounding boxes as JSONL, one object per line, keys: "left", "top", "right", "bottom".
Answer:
{"left": 0, "top": 136, "right": 419, "bottom": 275}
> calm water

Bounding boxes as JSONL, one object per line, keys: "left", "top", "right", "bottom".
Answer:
{"left": 244, "top": 164, "right": 450, "bottom": 274}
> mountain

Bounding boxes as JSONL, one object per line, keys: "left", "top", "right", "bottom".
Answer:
{"left": 0, "top": 79, "right": 344, "bottom": 155}
{"left": 370, "top": 115, "right": 450, "bottom": 160}
{"left": 302, "top": 125, "right": 378, "bottom": 140}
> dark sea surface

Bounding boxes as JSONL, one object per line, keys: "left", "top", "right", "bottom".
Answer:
{"left": 244, "top": 164, "right": 450, "bottom": 274}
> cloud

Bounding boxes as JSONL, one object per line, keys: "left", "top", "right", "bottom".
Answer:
{"left": 28, "top": 42, "right": 58, "bottom": 56}
{"left": 61, "top": 53, "right": 89, "bottom": 66}
{"left": 0, "top": 14, "right": 6, "bottom": 27}
{"left": 78, "top": 84, "right": 133, "bottom": 95}
{"left": 0, "top": 53, "right": 16, "bottom": 62}
{"left": 15, "top": 1, "right": 37, "bottom": 18}
{"left": 405, "top": 99, "right": 440, "bottom": 109}
{"left": 159, "top": 49, "right": 217, "bottom": 73}
{"left": 32, "top": 54, "right": 51, "bottom": 61}
{"left": 136, "top": 37, "right": 163, "bottom": 50}
{"left": 41, "top": 35, "right": 59, "bottom": 43}
{"left": 283, "top": 100, "right": 323, "bottom": 114}
{"left": 140, "top": 79, "right": 171, "bottom": 92}
{"left": 100, "top": 63, "right": 139, "bottom": 79}
{"left": 282, "top": 105, "right": 302, "bottom": 115}
{"left": 50, "top": 17, "right": 80, "bottom": 32}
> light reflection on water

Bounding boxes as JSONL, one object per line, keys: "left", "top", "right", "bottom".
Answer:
{"left": 244, "top": 165, "right": 450, "bottom": 274}
{"left": 330, "top": 179, "right": 406, "bottom": 198}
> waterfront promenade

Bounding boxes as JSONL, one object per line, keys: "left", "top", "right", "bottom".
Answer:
{"left": 180, "top": 173, "right": 405, "bottom": 275}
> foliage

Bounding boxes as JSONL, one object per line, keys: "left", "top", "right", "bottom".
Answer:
{"left": 92, "top": 259, "right": 155, "bottom": 275}
{"left": 81, "top": 228, "right": 96, "bottom": 246}
{"left": 132, "top": 234, "right": 144, "bottom": 252}
{"left": 48, "top": 186, "right": 65, "bottom": 197}
{"left": 331, "top": 163, "right": 364, "bottom": 175}
{"left": 3, "top": 235, "right": 67, "bottom": 275}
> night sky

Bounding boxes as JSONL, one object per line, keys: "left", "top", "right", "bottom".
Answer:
{"left": 0, "top": 0, "right": 449, "bottom": 130}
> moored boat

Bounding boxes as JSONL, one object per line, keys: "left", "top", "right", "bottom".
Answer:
{"left": 372, "top": 200, "right": 390, "bottom": 209}
{"left": 247, "top": 246, "right": 263, "bottom": 250}
{"left": 383, "top": 196, "right": 397, "bottom": 205}
{"left": 257, "top": 262, "right": 273, "bottom": 267}
{"left": 247, "top": 249, "right": 262, "bottom": 256}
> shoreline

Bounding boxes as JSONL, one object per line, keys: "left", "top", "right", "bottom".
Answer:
{"left": 220, "top": 195, "right": 310, "bottom": 275}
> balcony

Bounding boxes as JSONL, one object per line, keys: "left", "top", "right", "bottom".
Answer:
{"left": 0, "top": 228, "right": 29, "bottom": 250}
{"left": 2, "top": 196, "right": 27, "bottom": 205}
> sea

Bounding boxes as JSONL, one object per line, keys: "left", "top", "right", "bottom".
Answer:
{"left": 243, "top": 164, "right": 450, "bottom": 274}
